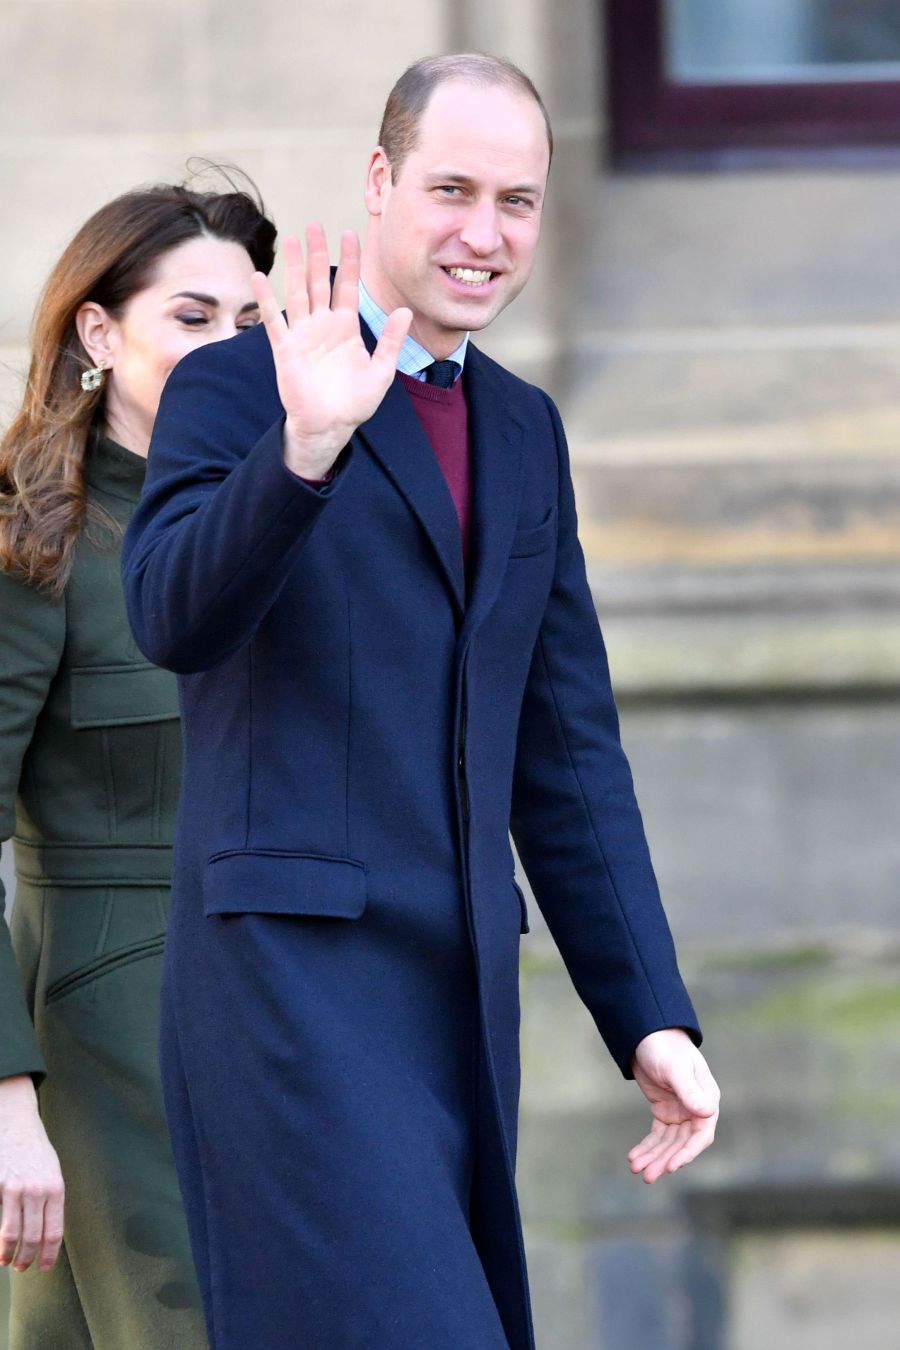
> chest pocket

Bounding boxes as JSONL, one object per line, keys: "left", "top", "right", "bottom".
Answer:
{"left": 509, "top": 506, "right": 557, "bottom": 559}
{"left": 70, "top": 663, "right": 180, "bottom": 728}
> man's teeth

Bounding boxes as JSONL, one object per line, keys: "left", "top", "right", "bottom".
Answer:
{"left": 447, "top": 267, "right": 492, "bottom": 285}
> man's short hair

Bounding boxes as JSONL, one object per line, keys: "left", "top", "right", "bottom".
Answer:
{"left": 378, "top": 53, "right": 554, "bottom": 181}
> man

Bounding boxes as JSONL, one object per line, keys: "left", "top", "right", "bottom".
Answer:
{"left": 123, "top": 54, "right": 719, "bottom": 1350}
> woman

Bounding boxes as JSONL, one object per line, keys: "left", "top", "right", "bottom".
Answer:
{"left": 0, "top": 180, "right": 276, "bottom": 1348}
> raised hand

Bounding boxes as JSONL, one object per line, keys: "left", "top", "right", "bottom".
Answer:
{"left": 252, "top": 224, "right": 412, "bottom": 480}
{"left": 627, "top": 1029, "right": 720, "bottom": 1184}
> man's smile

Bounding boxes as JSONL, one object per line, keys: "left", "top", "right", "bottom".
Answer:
{"left": 440, "top": 264, "right": 502, "bottom": 292}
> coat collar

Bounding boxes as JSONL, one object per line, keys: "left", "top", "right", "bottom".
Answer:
{"left": 354, "top": 319, "right": 524, "bottom": 632}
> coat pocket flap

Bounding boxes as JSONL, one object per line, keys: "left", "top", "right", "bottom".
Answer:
{"left": 509, "top": 507, "right": 557, "bottom": 558}
{"left": 70, "top": 663, "right": 180, "bottom": 728}
{"left": 203, "top": 851, "right": 367, "bottom": 919}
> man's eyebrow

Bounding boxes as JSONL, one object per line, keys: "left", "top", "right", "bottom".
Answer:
{"left": 425, "top": 171, "right": 474, "bottom": 188}
{"left": 169, "top": 292, "right": 260, "bottom": 314}
{"left": 425, "top": 173, "right": 543, "bottom": 198}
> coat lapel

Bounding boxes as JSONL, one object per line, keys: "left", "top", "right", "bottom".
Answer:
{"left": 459, "top": 345, "right": 524, "bottom": 645}
{"left": 355, "top": 319, "right": 466, "bottom": 616}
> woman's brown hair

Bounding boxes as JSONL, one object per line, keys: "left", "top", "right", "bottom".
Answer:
{"left": 0, "top": 177, "right": 276, "bottom": 594}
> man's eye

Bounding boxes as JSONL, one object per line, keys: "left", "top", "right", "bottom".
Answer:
{"left": 505, "top": 196, "right": 530, "bottom": 209}
{"left": 437, "top": 185, "right": 462, "bottom": 196}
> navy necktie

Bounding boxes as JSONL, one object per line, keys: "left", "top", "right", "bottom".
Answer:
{"left": 423, "top": 360, "right": 459, "bottom": 389}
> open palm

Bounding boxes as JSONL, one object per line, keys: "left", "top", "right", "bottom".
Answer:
{"left": 628, "top": 1029, "right": 720, "bottom": 1184}
{"left": 253, "top": 224, "right": 411, "bottom": 478}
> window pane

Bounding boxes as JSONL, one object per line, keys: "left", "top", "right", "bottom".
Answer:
{"left": 667, "top": 0, "right": 900, "bottom": 84}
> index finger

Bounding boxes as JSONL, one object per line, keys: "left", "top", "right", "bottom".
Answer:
{"left": 662, "top": 1115, "right": 718, "bottom": 1174}
{"left": 251, "top": 271, "right": 289, "bottom": 355}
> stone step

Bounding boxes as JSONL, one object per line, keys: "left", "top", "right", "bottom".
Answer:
{"left": 572, "top": 454, "right": 900, "bottom": 570}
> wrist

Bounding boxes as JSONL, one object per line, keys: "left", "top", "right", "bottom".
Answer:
{"left": 0, "top": 1074, "right": 40, "bottom": 1115}
{"left": 282, "top": 423, "right": 344, "bottom": 480}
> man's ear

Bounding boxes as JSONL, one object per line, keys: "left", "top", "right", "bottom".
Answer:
{"left": 75, "top": 302, "right": 117, "bottom": 370}
{"left": 364, "top": 148, "right": 392, "bottom": 217}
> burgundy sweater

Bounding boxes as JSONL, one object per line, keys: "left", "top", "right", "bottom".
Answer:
{"left": 397, "top": 371, "right": 471, "bottom": 564}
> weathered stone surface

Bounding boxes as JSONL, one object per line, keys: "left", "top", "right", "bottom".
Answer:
{"left": 731, "top": 1231, "right": 900, "bottom": 1350}
{"left": 619, "top": 699, "right": 900, "bottom": 945}
{"left": 524, "top": 1237, "right": 594, "bottom": 1350}
{"left": 566, "top": 344, "right": 900, "bottom": 461}
{"left": 0, "top": 3, "right": 191, "bottom": 138}
{"left": 204, "top": 0, "right": 443, "bottom": 131}
{"left": 576, "top": 171, "right": 900, "bottom": 330}
{"left": 574, "top": 455, "right": 900, "bottom": 566}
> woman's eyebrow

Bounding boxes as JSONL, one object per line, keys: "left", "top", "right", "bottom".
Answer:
{"left": 170, "top": 290, "right": 219, "bottom": 305}
{"left": 169, "top": 292, "right": 260, "bottom": 314}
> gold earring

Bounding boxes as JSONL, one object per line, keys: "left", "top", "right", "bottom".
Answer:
{"left": 81, "top": 359, "right": 106, "bottom": 392}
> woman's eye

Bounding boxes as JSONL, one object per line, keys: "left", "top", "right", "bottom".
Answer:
{"left": 237, "top": 316, "right": 260, "bottom": 330}
{"left": 177, "top": 312, "right": 209, "bottom": 327}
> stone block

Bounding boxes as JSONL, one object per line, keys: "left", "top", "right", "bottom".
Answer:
{"left": 204, "top": 0, "right": 444, "bottom": 132}
{"left": 565, "top": 345, "right": 900, "bottom": 467}
{"left": 0, "top": 2, "right": 191, "bottom": 137}
{"left": 241, "top": 137, "right": 376, "bottom": 262}
{"left": 604, "top": 610, "right": 900, "bottom": 694}
{"left": 572, "top": 453, "right": 900, "bottom": 567}
{"left": 616, "top": 700, "right": 900, "bottom": 946}
{"left": 524, "top": 1237, "right": 594, "bottom": 1350}
{"left": 730, "top": 1230, "right": 900, "bottom": 1350}
{"left": 590, "top": 1235, "right": 686, "bottom": 1350}
{"left": 578, "top": 171, "right": 900, "bottom": 330}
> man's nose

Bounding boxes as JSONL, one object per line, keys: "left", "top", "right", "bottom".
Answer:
{"left": 458, "top": 202, "right": 501, "bottom": 256}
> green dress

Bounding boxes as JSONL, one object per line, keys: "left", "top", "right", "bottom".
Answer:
{"left": 0, "top": 436, "right": 205, "bottom": 1348}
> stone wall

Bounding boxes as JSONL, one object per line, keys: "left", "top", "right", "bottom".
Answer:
{"left": 516, "top": 127, "right": 900, "bottom": 1350}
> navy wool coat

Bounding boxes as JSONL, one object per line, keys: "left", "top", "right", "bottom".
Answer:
{"left": 122, "top": 319, "right": 700, "bottom": 1350}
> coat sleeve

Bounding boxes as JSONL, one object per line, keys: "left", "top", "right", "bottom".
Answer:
{"left": 122, "top": 330, "right": 349, "bottom": 675}
{"left": 509, "top": 392, "right": 700, "bottom": 1079}
{"left": 0, "top": 568, "right": 64, "bottom": 1082}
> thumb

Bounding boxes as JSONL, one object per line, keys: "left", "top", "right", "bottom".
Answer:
{"left": 681, "top": 1084, "right": 718, "bottom": 1119}
{"left": 669, "top": 1061, "right": 719, "bottom": 1119}
{"left": 372, "top": 307, "right": 413, "bottom": 374}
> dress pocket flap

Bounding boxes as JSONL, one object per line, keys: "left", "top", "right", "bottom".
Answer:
{"left": 70, "top": 663, "right": 180, "bottom": 728}
{"left": 203, "top": 851, "right": 367, "bottom": 919}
